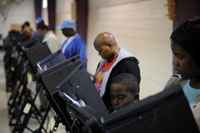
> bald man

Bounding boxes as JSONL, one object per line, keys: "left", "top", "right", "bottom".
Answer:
{"left": 94, "top": 32, "right": 141, "bottom": 111}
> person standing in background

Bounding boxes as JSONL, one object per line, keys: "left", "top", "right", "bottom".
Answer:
{"left": 21, "top": 21, "right": 33, "bottom": 41}
{"left": 36, "top": 22, "right": 59, "bottom": 53}
{"left": 59, "top": 20, "right": 87, "bottom": 68}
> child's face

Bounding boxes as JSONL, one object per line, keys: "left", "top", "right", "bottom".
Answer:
{"left": 110, "top": 83, "right": 136, "bottom": 110}
{"left": 171, "top": 43, "right": 200, "bottom": 78}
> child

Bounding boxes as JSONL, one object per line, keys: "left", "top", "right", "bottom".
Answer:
{"left": 170, "top": 18, "right": 200, "bottom": 128}
{"left": 110, "top": 73, "right": 139, "bottom": 111}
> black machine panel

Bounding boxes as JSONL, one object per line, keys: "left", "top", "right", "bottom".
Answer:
{"left": 40, "top": 56, "right": 81, "bottom": 94}
{"left": 56, "top": 69, "right": 109, "bottom": 118}
{"left": 102, "top": 84, "right": 199, "bottom": 133}
{"left": 24, "top": 42, "right": 51, "bottom": 70}
{"left": 37, "top": 50, "right": 66, "bottom": 72}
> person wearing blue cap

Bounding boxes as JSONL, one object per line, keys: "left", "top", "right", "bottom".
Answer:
{"left": 59, "top": 20, "right": 87, "bottom": 68}
{"left": 32, "top": 17, "right": 46, "bottom": 42}
{"left": 36, "top": 17, "right": 45, "bottom": 28}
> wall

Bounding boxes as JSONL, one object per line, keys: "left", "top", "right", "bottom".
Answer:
{"left": 87, "top": 0, "right": 173, "bottom": 98}
{"left": 0, "top": 0, "right": 34, "bottom": 37}
{"left": 56, "top": 0, "right": 76, "bottom": 44}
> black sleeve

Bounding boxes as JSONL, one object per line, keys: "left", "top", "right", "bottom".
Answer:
{"left": 115, "top": 57, "right": 141, "bottom": 84}
{"left": 103, "top": 57, "right": 141, "bottom": 111}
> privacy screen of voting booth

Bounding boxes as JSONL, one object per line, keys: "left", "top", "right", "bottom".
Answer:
{"left": 54, "top": 79, "right": 199, "bottom": 133}
{"left": 37, "top": 53, "right": 108, "bottom": 132}
{"left": 37, "top": 50, "right": 66, "bottom": 72}
{"left": 54, "top": 68, "right": 109, "bottom": 133}
{"left": 37, "top": 56, "right": 87, "bottom": 129}
{"left": 51, "top": 79, "right": 199, "bottom": 133}
{"left": 38, "top": 55, "right": 81, "bottom": 93}
{"left": 101, "top": 84, "right": 199, "bottom": 133}
{"left": 23, "top": 41, "right": 51, "bottom": 72}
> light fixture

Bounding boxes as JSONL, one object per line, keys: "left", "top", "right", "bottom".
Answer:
{"left": 43, "top": 0, "right": 48, "bottom": 9}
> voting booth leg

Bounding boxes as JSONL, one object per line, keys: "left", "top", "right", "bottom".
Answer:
{"left": 8, "top": 81, "right": 27, "bottom": 116}
{"left": 34, "top": 104, "right": 51, "bottom": 133}
{"left": 11, "top": 83, "right": 42, "bottom": 132}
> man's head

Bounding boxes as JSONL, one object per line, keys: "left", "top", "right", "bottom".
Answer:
{"left": 21, "top": 21, "right": 32, "bottom": 40}
{"left": 170, "top": 18, "right": 200, "bottom": 78}
{"left": 110, "top": 73, "right": 139, "bottom": 110}
{"left": 21, "top": 21, "right": 30, "bottom": 31}
{"left": 36, "top": 23, "right": 49, "bottom": 37}
{"left": 59, "top": 20, "right": 76, "bottom": 37}
{"left": 94, "top": 32, "right": 120, "bottom": 61}
{"left": 36, "top": 17, "right": 45, "bottom": 28}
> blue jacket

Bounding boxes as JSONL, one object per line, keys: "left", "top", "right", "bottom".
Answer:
{"left": 62, "top": 34, "right": 87, "bottom": 68}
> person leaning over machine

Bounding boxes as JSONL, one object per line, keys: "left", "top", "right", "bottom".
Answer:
{"left": 21, "top": 21, "right": 33, "bottom": 41}
{"left": 36, "top": 21, "right": 59, "bottom": 53}
{"left": 93, "top": 32, "right": 141, "bottom": 111}
{"left": 58, "top": 20, "right": 87, "bottom": 68}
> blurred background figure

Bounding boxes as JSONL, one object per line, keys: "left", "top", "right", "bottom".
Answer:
{"left": 59, "top": 20, "right": 87, "bottom": 68}
{"left": 21, "top": 21, "right": 33, "bottom": 41}
{"left": 36, "top": 19, "right": 59, "bottom": 53}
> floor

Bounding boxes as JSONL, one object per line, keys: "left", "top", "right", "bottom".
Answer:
{"left": 0, "top": 52, "right": 10, "bottom": 133}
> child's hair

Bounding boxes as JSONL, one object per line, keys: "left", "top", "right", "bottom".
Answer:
{"left": 170, "top": 17, "right": 200, "bottom": 67}
{"left": 111, "top": 73, "right": 139, "bottom": 99}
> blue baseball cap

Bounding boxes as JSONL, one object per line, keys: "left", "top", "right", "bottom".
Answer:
{"left": 58, "top": 20, "right": 76, "bottom": 30}
{"left": 36, "top": 17, "right": 44, "bottom": 24}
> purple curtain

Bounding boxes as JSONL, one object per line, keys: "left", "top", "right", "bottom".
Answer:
{"left": 75, "top": 0, "right": 88, "bottom": 43}
{"left": 47, "top": 0, "right": 56, "bottom": 32}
